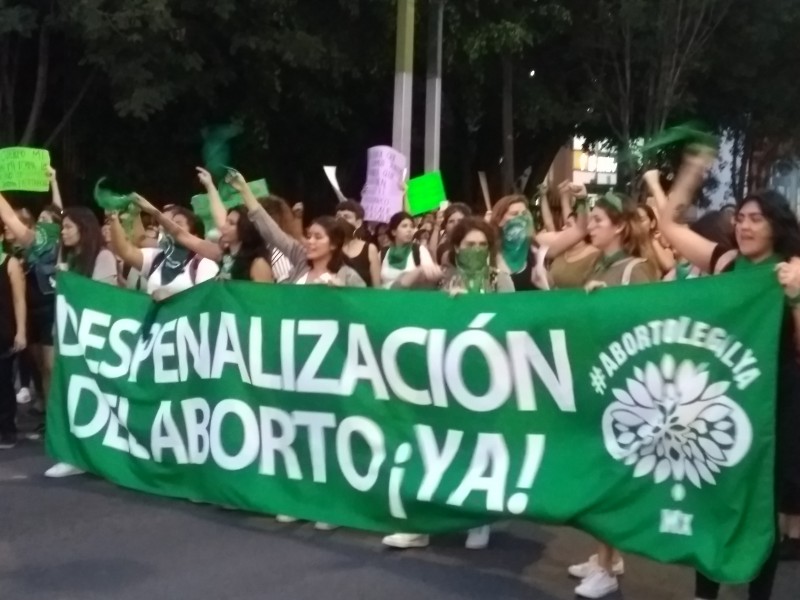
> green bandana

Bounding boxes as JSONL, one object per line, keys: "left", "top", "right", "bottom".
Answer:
{"left": 733, "top": 253, "right": 780, "bottom": 270}
{"left": 26, "top": 222, "right": 60, "bottom": 265}
{"left": 602, "top": 191, "right": 624, "bottom": 212}
{"left": 455, "top": 247, "right": 491, "bottom": 293}
{"left": 593, "top": 250, "right": 628, "bottom": 274}
{"left": 675, "top": 258, "right": 694, "bottom": 280}
{"left": 158, "top": 233, "right": 192, "bottom": 284}
{"left": 501, "top": 213, "right": 532, "bottom": 273}
{"left": 387, "top": 244, "right": 413, "bottom": 270}
{"left": 219, "top": 253, "right": 235, "bottom": 280}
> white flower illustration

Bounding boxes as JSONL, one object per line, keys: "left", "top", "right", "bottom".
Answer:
{"left": 602, "top": 355, "right": 752, "bottom": 488}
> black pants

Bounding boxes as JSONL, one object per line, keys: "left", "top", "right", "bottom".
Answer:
{"left": 695, "top": 530, "right": 780, "bottom": 600}
{"left": 0, "top": 353, "right": 16, "bottom": 434}
{"left": 15, "top": 348, "right": 38, "bottom": 392}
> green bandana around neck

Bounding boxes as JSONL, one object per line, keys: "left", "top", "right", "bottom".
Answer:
{"left": 455, "top": 246, "right": 491, "bottom": 293}
{"left": 733, "top": 253, "right": 779, "bottom": 271}
{"left": 501, "top": 213, "right": 532, "bottom": 273}
{"left": 158, "top": 233, "right": 192, "bottom": 284}
{"left": 219, "top": 253, "right": 235, "bottom": 280}
{"left": 387, "top": 243, "right": 413, "bottom": 270}
{"left": 594, "top": 250, "right": 628, "bottom": 274}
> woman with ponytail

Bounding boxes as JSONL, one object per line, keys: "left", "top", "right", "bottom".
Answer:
{"left": 567, "top": 192, "right": 659, "bottom": 599}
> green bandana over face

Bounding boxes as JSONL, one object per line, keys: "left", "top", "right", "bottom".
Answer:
{"left": 158, "top": 232, "right": 192, "bottom": 284}
{"left": 455, "top": 246, "right": 491, "bottom": 293}
{"left": 387, "top": 244, "right": 413, "bottom": 270}
{"left": 501, "top": 213, "right": 532, "bottom": 273}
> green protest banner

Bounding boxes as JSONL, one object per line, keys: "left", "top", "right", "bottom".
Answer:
{"left": 407, "top": 171, "right": 446, "bottom": 216}
{"left": 191, "top": 179, "right": 269, "bottom": 233}
{"left": 48, "top": 269, "right": 782, "bottom": 583}
{"left": 0, "top": 147, "right": 50, "bottom": 192}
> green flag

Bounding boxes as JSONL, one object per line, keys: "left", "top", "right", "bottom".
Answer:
{"left": 0, "top": 147, "right": 50, "bottom": 192}
{"left": 407, "top": 171, "right": 446, "bottom": 216}
{"left": 48, "top": 268, "right": 782, "bottom": 583}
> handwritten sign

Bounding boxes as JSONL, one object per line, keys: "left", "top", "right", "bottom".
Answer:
{"left": 0, "top": 147, "right": 50, "bottom": 192}
{"left": 406, "top": 171, "right": 446, "bottom": 216}
{"left": 361, "top": 146, "right": 407, "bottom": 223}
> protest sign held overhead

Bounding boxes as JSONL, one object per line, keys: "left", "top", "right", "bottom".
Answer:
{"left": 361, "top": 146, "right": 407, "bottom": 222}
{"left": 0, "top": 147, "right": 51, "bottom": 192}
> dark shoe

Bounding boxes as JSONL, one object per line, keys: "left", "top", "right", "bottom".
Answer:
{"left": 779, "top": 536, "right": 800, "bottom": 561}
{"left": 0, "top": 432, "right": 17, "bottom": 449}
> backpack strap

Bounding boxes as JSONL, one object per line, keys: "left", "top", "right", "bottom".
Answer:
{"left": 189, "top": 255, "right": 201, "bottom": 284}
{"left": 412, "top": 244, "right": 421, "bottom": 267}
{"left": 380, "top": 246, "right": 388, "bottom": 261}
{"left": 622, "top": 258, "right": 647, "bottom": 286}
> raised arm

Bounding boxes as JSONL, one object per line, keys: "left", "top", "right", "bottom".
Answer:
{"left": 109, "top": 213, "right": 144, "bottom": 272}
{"left": 427, "top": 207, "right": 445, "bottom": 262}
{"left": 227, "top": 170, "right": 309, "bottom": 267}
{"left": 645, "top": 156, "right": 717, "bottom": 273}
{"left": 535, "top": 183, "right": 589, "bottom": 258}
{"left": 8, "top": 256, "right": 27, "bottom": 351}
{"left": 47, "top": 167, "right": 63, "bottom": 211}
{"left": 539, "top": 184, "right": 556, "bottom": 233}
{"left": 196, "top": 167, "right": 227, "bottom": 231}
{"left": 0, "top": 193, "right": 34, "bottom": 247}
{"left": 133, "top": 195, "right": 222, "bottom": 263}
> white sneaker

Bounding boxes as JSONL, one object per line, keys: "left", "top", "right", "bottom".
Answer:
{"left": 568, "top": 554, "right": 625, "bottom": 579}
{"left": 465, "top": 526, "right": 491, "bottom": 549}
{"left": 275, "top": 515, "right": 298, "bottom": 523}
{"left": 16, "top": 387, "right": 31, "bottom": 404}
{"left": 382, "top": 533, "right": 430, "bottom": 549}
{"left": 314, "top": 522, "right": 339, "bottom": 531}
{"left": 575, "top": 569, "right": 619, "bottom": 598}
{"left": 44, "top": 462, "right": 85, "bottom": 478}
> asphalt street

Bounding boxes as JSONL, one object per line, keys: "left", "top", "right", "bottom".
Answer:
{"left": 2, "top": 441, "right": 798, "bottom": 600}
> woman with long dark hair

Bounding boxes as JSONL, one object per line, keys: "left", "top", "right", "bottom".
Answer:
{"left": 380, "top": 211, "right": 435, "bottom": 288}
{"left": 646, "top": 155, "right": 800, "bottom": 600}
{"left": 59, "top": 208, "right": 117, "bottom": 284}
{"left": 44, "top": 208, "right": 118, "bottom": 478}
{"left": 0, "top": 225, "right": 26, "bottom": 450}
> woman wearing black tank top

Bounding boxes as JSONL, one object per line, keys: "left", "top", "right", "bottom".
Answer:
{"left": 336, "top": 202, "right": 381, "bottom": 287}
{"left": 647, "top": 155, "right": 800, "bottom": 600}
{"left": 0, "top": 229, "right": 27, "bottom": 449}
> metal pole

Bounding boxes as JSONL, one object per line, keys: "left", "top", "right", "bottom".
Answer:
{"left": 392, "top": 0, "right": 415, "bottom": 161}
{"left": 424, "top": 0, "right": 444, "bottom": 172}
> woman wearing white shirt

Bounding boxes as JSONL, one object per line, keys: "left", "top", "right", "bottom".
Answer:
{"left": 380, "top": 211, "right": 434, "bottom": 288}
{"left": 108, "top": 198, "right": 219, "bottom": 301}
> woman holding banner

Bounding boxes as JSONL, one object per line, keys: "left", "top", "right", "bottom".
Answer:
{"left": 490, "top": 184, "right": 589, "bottom": 292}
{"left": 380, "top": 211, "right": 435, "bottom": 288}
{"left": 233, "top": 170, "right": 365, "bottom": 288}
{"left": 567, "top": 192, "right": 657, "bottom": 598}
{"left": 108, "top": 200, "right": 219, "bottom": 301}
{"left": 646, "top": 154, "right": 800, "bottom": 600}
{"left": 382, "top": 216, "right": 513, "bottom": 550}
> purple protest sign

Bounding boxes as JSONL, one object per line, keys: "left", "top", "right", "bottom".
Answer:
{"left": 361, "top": 146, "right": 407, "bottom": 223}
